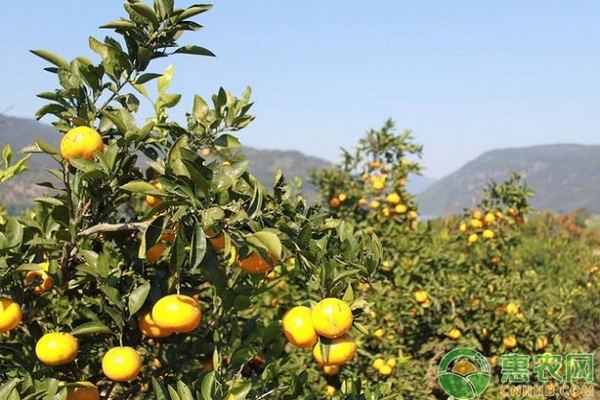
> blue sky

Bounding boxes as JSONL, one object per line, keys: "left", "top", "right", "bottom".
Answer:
{"left": 1, "top": 1, "right": 599, "bottom": 178}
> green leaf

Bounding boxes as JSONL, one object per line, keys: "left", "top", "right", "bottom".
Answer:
{"left": 33, "top": 137, "right": 58, "bottom": 156}
{"left": 158, "top": 65, "right": 175, "bottom": 95}
{"left": 156, "top": 93, "right": 182, "bottom": 110}
{"left": 192, "top": 95, "right": 209, "bottom": 122}
{"left": 174, "top": 45, "right": 215, "bottom": 57}
{"left": 3, "top": 218, "right": 23, "bottom": 249}
{"left": 342, "top": 283, "right": 354, "bottom": 304}
{"left": 151, "top": 377, "right": 169, "bottom": 400}
{"left": 130, "top": 2, "right": 159, "bottom": 26}
{"left": 71, "top": 321, "right": 113, "bottom": 336}
{"left": 100, "top": 19, "right": 138, "bottom": 29}
{"left": 136, "top": 73, "right": 163, "bottom": 84}
{"left": 176, "top": 4, "right": 212, "bottom": 22}
{"left": 121, "top": 181, "right": 157, "bottom": 193}
{"left": 190, "top": 225, "right": 207, "bottom": 271}
{"left": 214, "top": 134, "right": 241, "bottom": 150}
{"left": 247, "top": 231, "right": 282, "bottom": 258}
{"left": 128, "top": 282, "right": 151, "bottom": 316}
{"left": 154, "top": 0, "right": 174, "bottom": 19}
{"left": 176, "top": 381, "right": 194, "bottom": 400}
{"left": 30, "top": 50, "right": 69, "bottom": 69}
{"left": 167, "top": 386, "right": 181, "bottom": 400}
{"left": 68, "top": 157, "right": 101, "bottom": 174}
{"left": 0, "top": 378, "right": 19, "bottom": 400}
{"left": 201, "top": 372, "right": 215, "bottom": 400}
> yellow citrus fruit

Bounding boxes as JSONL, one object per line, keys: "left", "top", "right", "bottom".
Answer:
{"left": 373, "top": 328, "right": 384, "bottom": 339}
{"left": 408, "top": 210, "right": 418, "bottom": 220}
{"left": 467, "top": 233, "right": 478, "bottom": 244}
{"left": 414, "top": 290, "right": 428, "bottom": 304}
{"left": 66, "top": 382, "right": 100, "bottom": 400}
{"left": 470, "top": 218, "right": 482, "bottom": 229}
{"left": 387, "top": 358, "right": 397, "bottom": 367}
{"left": 536, "top": 336, "right": 548, "bottom": 350}
{"left": 311, "top": 298, "right": 353, "bottom": 339}
{"left": 102, "top": 346, "right": 142, "bottom": 382}
{"left": 372, "top": 180, "right": 385, "bottom": 190}
{"left": 472, "top": 210, "right": 483, "bottom": 220}
{"left": 238, "top": 251, "right": 276, "bottom": 274}
{"left": 145, "top": 180, "right": 163, "bottom": 207}
{"left": 152, "top": 294, "right": 201, "bottom": 333}
{"left": 482, "top": 229, "right": 495, "bottom": 239}
{"left": 0, "top": 298, "right": 22, "bottom": 332}
{"left": 503, "top": 335, "right": 517, "bottom": 349}
{"left": 60, "top": 126, "right": 104, "bottom": 160}
{"left": 35, "top": 332, "right": 79, "bottom": 366}
{"left": 459, "top": 223, "right": 467, "bottom": 232}
{"left": 369, "top": 200, "right": 380, "bottom": 209}
{"left": 323, "top": 365, "right": 340, "bottom": 375}
{"left": 394, "top": 204, "right": 407, "bottom": 214}
{"left": 281, "top": 306, "right": 318, "bottom": 348}
{"left": 373, "top": 358, "right": 385, "bottom": 370}
{"left": 25, "top": 269, "right": 53, "bottom": 295}
{"left": 313, "top": 334, "right": 357, "bottom": 366}
{"left": 146, "top": 242, "right": 166, "bottom": 263}
{"left": 139, "top": 311, "right": 173, "bottom": 338}
{"left": 201, "top": 148, "right": 211, "bottom": 157}
{"left": 358, "top": 198, "right": 367, "bottom": 207}
{"left": 338, "top": 193, "right": 347, "bottom": 202}
{"left": 324, "top": 385, "right": 337, "bottom": 397}
{"left": 370, "top": 160, "right": 381, "bottom": 169}
{"left": 448, "top": 328, "right": 461, "bottom": 340}
{"left": 484, "top": 213, "right": 495, "bottom": 223}
{"left": 379, "top": 364, "right": 393, "bottom": 376}
{"left": 506, "top": 302, "right": 519, "bottom": 314}
{"left": 386, "top": 192, "right": 401, "bottom": 205}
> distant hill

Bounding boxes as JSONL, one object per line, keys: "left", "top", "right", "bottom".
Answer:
{"left": 0, "top": 116, "right": 435, "bottom": 213}
{"left": 418, "top": 144, "right": 600, "bottom": 216}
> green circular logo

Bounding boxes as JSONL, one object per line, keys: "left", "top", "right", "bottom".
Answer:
{"left": 438, "top": 347, "right": 491, "bottom": 399}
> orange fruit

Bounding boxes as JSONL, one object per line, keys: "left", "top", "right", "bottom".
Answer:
{"left": 470, "top": 219, "right": 483, "bottom": 229}
{"left": 281, "top": 306, "right": 318, "bottom": 348}
{"left": 370, "top": 160, "right": 381, "bottom": 169}
{"left": 387, "top": 358, "right": 397, "bottom": 368}
{"left": 35, "top": 332, "right": 79, "bottom": 366}
{"left": 536, "top": 336, "right": 548, "bottom": 351}
{"left": 160, "top": 229, "right": 175, "bottom": 243}
{"left": 238, "top": 251, "right": 276, "bottom": 274}
{"left": 323, "top": 365, "right": 339, "bottom": 375}
{"left": 394, "top": 204, "right": 407, "bottom": 214}
{"left": 311, "top": 298, "right": 353, "bottom": 339}
{"left": 313, "top": 334, "right": 357, "bottom": 366}
{"left": 145, "top": 180, "right": 163, "bottom": 207}
{"left": 413, "top": 290, "right": 428, "bottom": 304}
{"left": 482, "top": 229, "right": 495, "bottom": 239}
{"left": 372, "top": 180, "right": 385, "bottom": 191}
{"left": 139, "top": 312, "right": 173, "bottom": 338}
{"left": 506, "top": 302, "right": 519, "bottom": 315}
{"left": 373, "top": 358, "right": 385, "bottom": 370}
{"left": 0, "top": 298, "right": 22, "bottom": 332}
{"left": 146, "top": 242, "right": 166, "bottom": 263}
{"left": 102, "top": 346, "right": 142, "bottom": 382}
{"left": 358, "top": 198, "right": 367, "bottom": 207}
{"left": 66, "top": 382, "right": 100, "bottom": 400}
{"left": 60, "top": 126, "right": 104, "bottom": 160}
{"left": 207, "top": 231, "right": 226, "bottom": 251}
{"left": 152, "top": 294, "right": 201, "bottom": 333}
{"left": 324, "top": 385, "right": 337, "bottom": 397}
{"left": 503, "top": 335, "right": 517, "bottom": 349}
{"left": 484, "top": 213, "right": 496, "bottom": 224}
{"left": 329, "top": 197, "right": 341, "bottom": 208}
{"left": 25, "top": 269, "right": 53, "bottom": 295}
{"left": 448, "top": 328, "right": 461, "bottom": 340}
{"left": 467, "top": 233, "right": 478, "bottom": 244}
{"left": 369, "top": 200, "right": 380, "bottom": 209}
{"left": 379, "top": 364, "right": 393, "bottom": 376}
{"left": 385, "top": 192, "right": 401, "bottom": 205}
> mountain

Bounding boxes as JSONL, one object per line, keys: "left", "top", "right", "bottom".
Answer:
{"left": 418, "top": 144, "right": 600, "bottom": 216}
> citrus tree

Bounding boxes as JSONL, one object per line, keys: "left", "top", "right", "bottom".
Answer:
{"left": 0, "top": 2, "right": 383, "bottom": 399}
{"left": 312, "top": 123, "right": 598, "bottom": 399}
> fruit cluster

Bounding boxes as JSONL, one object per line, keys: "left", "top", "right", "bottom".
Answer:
{"left": 281, "top": 298, "right": 357, "bottom": 372}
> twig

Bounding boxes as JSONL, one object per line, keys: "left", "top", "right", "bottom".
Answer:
{"left": 78, "top": 221, "right": 149, "bottom": 237}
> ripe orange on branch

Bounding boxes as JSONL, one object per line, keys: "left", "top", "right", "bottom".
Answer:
{"left": 102, "top": 346, "right": 142, "bottom": 382}
{"left": 35, "top": 332, "right": 79, "bottom": 366}
{"left": 313, "top": 334, "right": 357, "bottom": 366}
{"left": 66, "top": 382, "right": 100, "bottom": 400}
{"left": 60, "top": 126, "right": 104, "bottom": 160}
{"left": 0, "top": 298, "right": 22, "bottom": 332}
{"left": 238, "top": 251, "right": 277, "bottom": 274}
{"left": 152, "top": 294, "right": 202, "bottom": 333}
{"left": 311, "top": 298, "right": 353, "bottom": 339}
{"left": 145, "top": 180, "right": 163, "bottom": 207}
{"left": 281, "top": 306, "right": 318, "bottom": 348}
